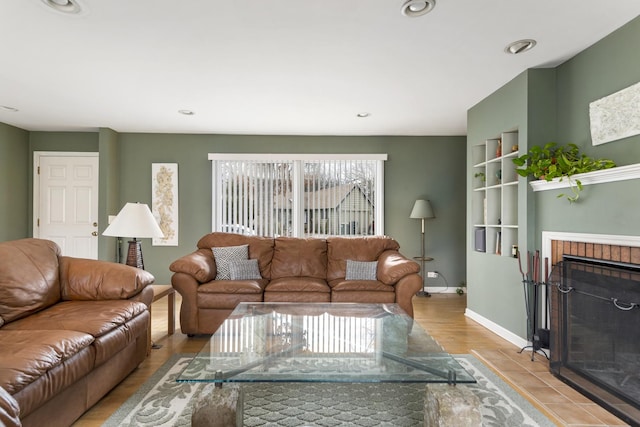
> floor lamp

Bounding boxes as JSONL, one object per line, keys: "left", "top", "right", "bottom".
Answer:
{"left": 103, "top": 202, "right": 164, "bottom": 270}
{"left": 410, "top": 199, "right": 435, "bottom": 297}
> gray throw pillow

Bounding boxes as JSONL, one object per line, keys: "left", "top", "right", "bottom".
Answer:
{"left": 212, "top": 244, "right": 249, "bottom": 280}
{"left": 345, "top": 260, "right": 378, "bottom": 280}
{"left": 229, "top": 259, "right": 262, "bottom": 280}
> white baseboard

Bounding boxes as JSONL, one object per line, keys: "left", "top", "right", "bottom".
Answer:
{"left": 464, "top": 308, "right": 528, "bottom": 349}
{"left": 424, "top": 287, "right": 457, "bottom": 294}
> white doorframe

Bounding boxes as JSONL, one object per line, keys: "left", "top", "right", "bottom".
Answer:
{"left": 33, "top": 151, "right": 100, "bottom": 258}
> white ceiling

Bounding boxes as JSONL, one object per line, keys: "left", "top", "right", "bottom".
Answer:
{"left": 1, "top": 0, "right": 639, "bottom": 136}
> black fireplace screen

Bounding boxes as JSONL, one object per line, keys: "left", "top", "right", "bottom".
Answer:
{"left": 549, "top": 256, "right": 640, "bottom": 425}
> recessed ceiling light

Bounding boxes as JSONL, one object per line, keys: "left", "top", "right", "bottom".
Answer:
{"left": 0, "top": 106, "right": 19, "bottom": 112}
{"left": 505, "top": 39, "right": 537, "bottom": 55}
{"left": 178, "top": 109, "right": 195, "bottom": 116}
{"left": 41, "top": 0, "right": 84, "bottom": 14}
{"left": 401, "top": 0, "right": 436, "bottom": 17}
{"left": 356, "top": 112, "right": 370, "bottom": 118}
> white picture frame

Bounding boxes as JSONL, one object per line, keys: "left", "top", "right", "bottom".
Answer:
{"left": 152, "top": 163, "right": 179, "bottom": 246}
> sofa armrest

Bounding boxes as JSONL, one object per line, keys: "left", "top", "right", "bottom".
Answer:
{"left": 376, "top": 250, "right": 420, "bottom": 285}
{"left": 171, "top": 272, "right": 201, "bottom": 335}
{"left": 169, "top": 249, "right": 216, "bottom": 283}
{"left": 0, "top": 385, "right": 21, "bottom": 427}
{"left": 59, "top": 257, "right": 155, "bottom": 300}
{"left": 394, "top": 274, "right": 423, "bottom": 317}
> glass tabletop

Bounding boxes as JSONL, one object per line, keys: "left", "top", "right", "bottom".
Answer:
{"left": 177, "top": 302, "right": 475, "bottom": 385}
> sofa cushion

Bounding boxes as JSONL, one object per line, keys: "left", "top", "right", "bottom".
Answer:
{"left": 212, "top": 245, "right": 249, "bottom": 280}
{"left": 266, "top": 277, "right": 330, "bottom": 293}
{"left": 326, "top": 236, "right": 400, "bottom": 282}
{"left": 0, "top": 329, "right": 94, "bottom": 395}
{"left": 345, "top": 260, "right": 378, "bottom": 280}
{"left": 1, "top": 300, "right": 148, "bottom": 338}
{"left": 59, "top": 256, "right": 155, "bottom": 300}
{"left": 199, "top": 293, "right": 264, "bottom": 310}
{"left": 271, "top": 238, "right": 327, "bottom": 280}
{"left": 197, "top": 233, "right": 275, "bottom": 279}
{"left": 329, "top": 279, "right": 395, "bottom": 292}
{"left": 229, "top": 259, "right": 262, "bottom": 280}
{"left": 2, "top": 300, "right": 150, "bottom": 368}
{"left": 0, "top": 238, "right": 61, "bottom": 324}
{"left": 198, "top": 279, "right": 267, "bottom": 295}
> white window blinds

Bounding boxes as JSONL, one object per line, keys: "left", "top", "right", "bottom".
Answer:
{"left": 209, "top": 154, "right": 386, "bottom": 237}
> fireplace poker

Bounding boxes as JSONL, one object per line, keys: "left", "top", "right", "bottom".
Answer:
{"left": 517, "top": 249, "right": 532, "bottom": 341}
{"left": 532, "top": 251, "right": 540, "bottom": 354}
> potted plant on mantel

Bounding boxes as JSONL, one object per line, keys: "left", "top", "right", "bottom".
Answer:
{"left": 512, "top": 142, "right": 616, "bottom": 203}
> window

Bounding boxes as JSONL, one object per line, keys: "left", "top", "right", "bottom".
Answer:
{"left": 209, "top": 154, "right": 387, "bottom": 237}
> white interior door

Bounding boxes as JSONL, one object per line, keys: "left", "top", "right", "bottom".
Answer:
{"left": 34, "top": 152, "right": 99, "bottom": 259}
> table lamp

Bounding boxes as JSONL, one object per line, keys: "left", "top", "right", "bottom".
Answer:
{"left": 410, "top": 199, "right": 435, "bottom": 296}
{"left": 103, "top": 202, "right": 164, "bottom": 269}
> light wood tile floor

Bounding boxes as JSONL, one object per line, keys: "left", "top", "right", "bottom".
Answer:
{"left": 72, "top": 293, "right": 629, "bottom": 426}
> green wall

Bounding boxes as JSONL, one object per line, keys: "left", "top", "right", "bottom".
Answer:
{"left": 466, "top": 70, "right": 547, "bottom": 339}
{"left": 535, "top": 16, "right": 640, "bottom": 241}
{"left": 0, "top": 123, "right": 29, "bottom": 241}
{"left": 98, "top": 128, "right": 121, "bottom": 260}
{"left": 467, "top": 15, "right": 640, "bottom": 341}
{"left": 1, "top": 128, "right": 466, "bottom": 287}
{"left": 115, "top": 134, "right": 466, "bottom": 285}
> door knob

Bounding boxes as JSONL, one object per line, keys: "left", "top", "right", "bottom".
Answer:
{"left": 92, "top": 231, "right": 98, "bottom": 236}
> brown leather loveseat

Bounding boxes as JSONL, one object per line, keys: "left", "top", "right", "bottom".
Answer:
{"left": 0, "top": 238, "right": 154, "bottom": 427}
{"left": 170, "top": 232, "right": 422, "bottom": 335}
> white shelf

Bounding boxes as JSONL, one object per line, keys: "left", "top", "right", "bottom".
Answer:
{"left": 472, "top": 131, "right": 519, "bottom": 256}
{"left": 530, "top": 163, "right": 640, "bottom": 191}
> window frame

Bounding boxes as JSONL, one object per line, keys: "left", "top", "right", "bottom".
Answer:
{"left": 208, "top": 153, "right": 387, "bottom": 237}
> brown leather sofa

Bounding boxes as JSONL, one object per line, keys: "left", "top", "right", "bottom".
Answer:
{"left": 0, "top": 238, "right": 154, "bottom": 427}
{"left": 170, "top": 232, "right": 422, "bottom": 335}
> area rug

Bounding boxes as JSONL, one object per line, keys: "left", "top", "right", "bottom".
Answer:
{"left": 103, "top": 354, "right": 555, "bottom": 427}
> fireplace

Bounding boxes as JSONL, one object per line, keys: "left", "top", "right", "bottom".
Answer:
{"left": 548, "top": 238, "right": 640, "bottom": 426}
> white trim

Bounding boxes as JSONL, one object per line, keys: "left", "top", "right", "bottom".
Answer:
{"left": 375, "top": 158, "right": 385, "bottom": 236}
{"left": 541, "top": 231, "right": 640, "bottom": 273}
{"left": 530, "top": 163, "right": 640, "bottom": 191}
{"left": 208, "top": 153, "right": 388, "bottom": 161}
{"left": 464, "top": 308, "right": 529, "bottom": 349}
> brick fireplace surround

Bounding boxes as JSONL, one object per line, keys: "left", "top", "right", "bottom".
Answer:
{"left": 544, "top": 232, "right": 640, "bottom": 426}
{"left": 550, "top": 239, "right": 640, "bottom": 267}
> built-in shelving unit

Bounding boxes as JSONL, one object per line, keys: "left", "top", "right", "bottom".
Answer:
{"left": 472, "top": 131, "right": 519, "bottom": 256}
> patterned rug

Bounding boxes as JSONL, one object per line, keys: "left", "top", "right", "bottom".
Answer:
{"left": 103, "top": 354, "right": 555, "bottom": 427}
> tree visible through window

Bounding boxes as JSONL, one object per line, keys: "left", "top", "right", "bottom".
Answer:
{"left": 209, "top": 154, "right": 386, "bottom": 237}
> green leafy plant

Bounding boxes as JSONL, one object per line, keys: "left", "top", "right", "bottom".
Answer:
{"left": 456, "top": 281, "right": 466, "bottom": 295}
{"left": 512, "top": 142, "right": 616, "bottom": 203}
{"left": 474, "top": 171, "right": 486, "bottom": 183}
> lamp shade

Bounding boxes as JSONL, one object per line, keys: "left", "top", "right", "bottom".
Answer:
{"left": 410, "top": 199, "right": 435, "bottom": 219}
{"left": 103, "top": 202, "right": 164, "bottom": 239}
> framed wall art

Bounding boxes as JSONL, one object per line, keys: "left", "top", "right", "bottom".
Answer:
{"left": 152, "top": 163, "right": 179, "bottom": 246}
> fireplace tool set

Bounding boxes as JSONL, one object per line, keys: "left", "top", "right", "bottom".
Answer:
{"left": 517, "top": 249, "right": 551, "bottom": 361}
